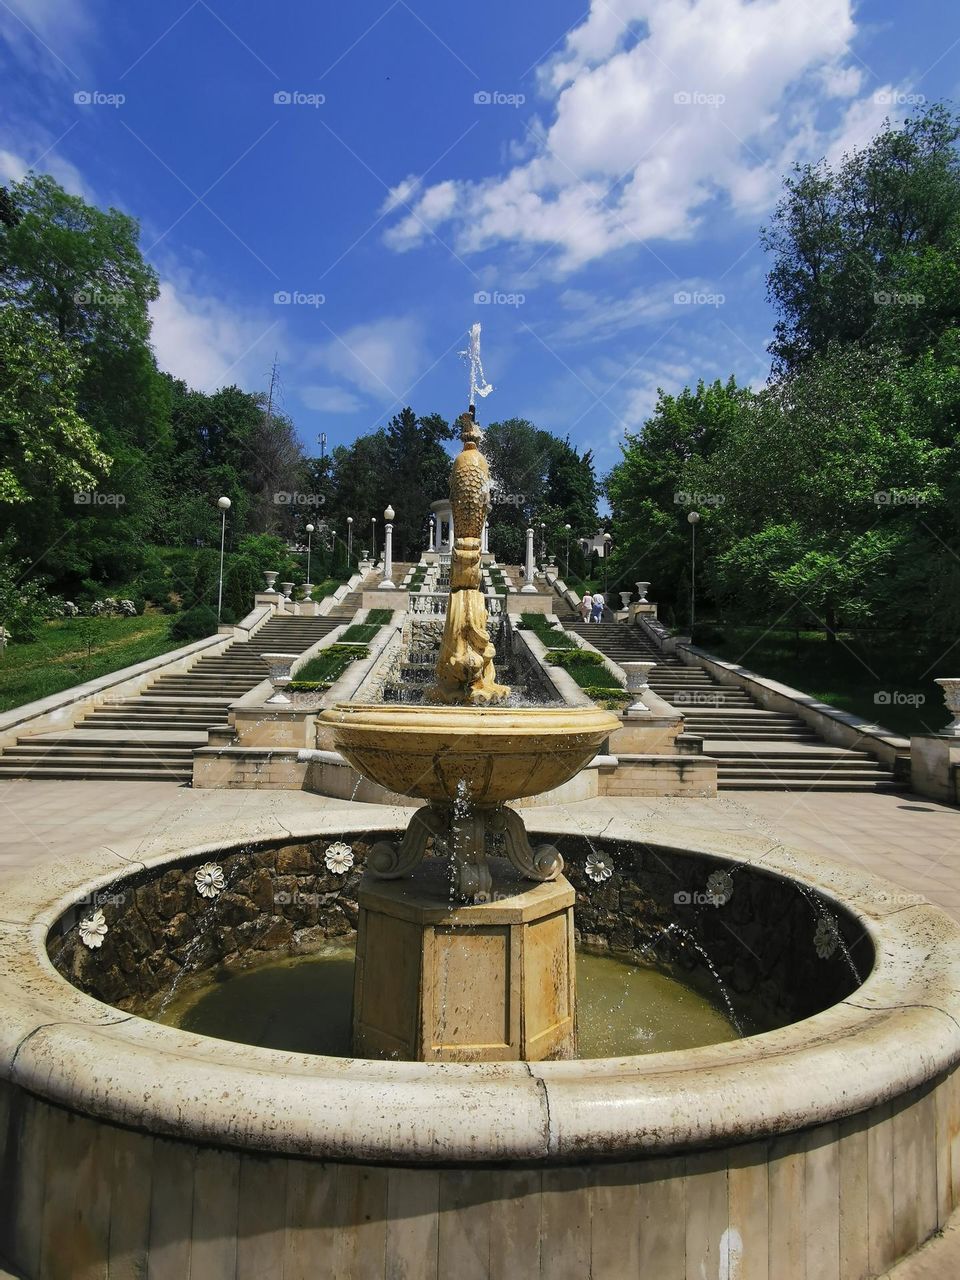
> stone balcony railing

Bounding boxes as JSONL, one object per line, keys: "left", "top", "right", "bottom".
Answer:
{"left": 409, "top": 591, "right": 503, "bottom": 617}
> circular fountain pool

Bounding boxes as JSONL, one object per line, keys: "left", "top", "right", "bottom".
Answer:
{"left": 2, "top": 810, "right": 959, "bottom": 1279}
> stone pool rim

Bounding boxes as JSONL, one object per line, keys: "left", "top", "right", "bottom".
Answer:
{"left": 3, "top": 809, "right": 960, "bottom": 1166}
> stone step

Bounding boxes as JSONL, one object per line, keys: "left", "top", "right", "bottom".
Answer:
{"left": 718, "top": 763, "right": 887, "bottom": 777}
{"left": 77, "top": 719, "right": 216, "bottom": 731}
{"left": 6, "top": 745, "right": 195, "bottom": 759}
{"left": 0, "top": 763, "right": 192, "bottom": 781}
{"left": 719, "top": 780, "right": 900, "bottom": 791}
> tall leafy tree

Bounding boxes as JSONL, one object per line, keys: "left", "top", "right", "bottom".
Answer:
{"left": 0, "top": 300, "right": 110, "bottom": 504}
{"left": 763, "top": 105, "right": 960, "bottom": 371}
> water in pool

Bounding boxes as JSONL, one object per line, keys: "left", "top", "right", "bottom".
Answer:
{"left": 161, "top": 940, "right": 739, "bottom": 1057}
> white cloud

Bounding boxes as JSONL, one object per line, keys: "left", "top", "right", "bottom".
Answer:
{"left": 150, "top": 276, "right": 278, "bottom": 393}
{"left": 383, "top": 0, "right": 883, "bottom": 273}
{"left": 0, "top": 0, "right": 92, "bottom": 81}
{"left": 299, "top": 385, "right": 367, "bottom": 413}
{"left": 308, "top": 316, "right": 427, "bottom": 402}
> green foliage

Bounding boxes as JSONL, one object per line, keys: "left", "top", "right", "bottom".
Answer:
{"left": 169, "top": 604, "right": 219, "bottom": 643}
{"left": 483, "top": 419, "right": 599, "bottom": 567}
{"left": 763, "top": 105, "right": 960, "bottom": 370}
{"left": 0, "top": 545, "right": 63, "bottom": 642}
{"left": 0, "top": 302, "right": 110, "bottom": 504}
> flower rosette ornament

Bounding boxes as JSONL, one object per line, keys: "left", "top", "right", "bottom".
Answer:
{"left": 79, "top": 909, "right": 108, "bottom": 949}
{"left": 195, "top": 862, "right": 225, "bottom": 899}
{"left": 585, "top": 851, "right": 613, "bottom": 883}
{"left": 324, "top": 842, "right": 354, "bottom": 875}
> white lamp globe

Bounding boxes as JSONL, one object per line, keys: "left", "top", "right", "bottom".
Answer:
{"left": 217, "top": 496, "right": 231, "bottom": 511}
{"left": 384, "top": 505, "right": 395, "bottom": 521}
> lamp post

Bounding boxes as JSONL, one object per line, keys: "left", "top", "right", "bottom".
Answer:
{"left": 428, "top": 517, "right": 436, "bottom": 554}
{"left": 216, "top": 496, "right": 231, "bottom": 621}
{"left": 304, "top": 523, "right": 314, "bottom": 586}
{"left": 603, "top": 531, "right": 612, "bottom": 596}
{"left": 687, "top": 510, "right": 700, "bottom": 634}
{"left": 371, "top": 516, "right": 377, "bottom": 564}
{"left": 564, "top": 523, "right": 571, "bottom": 579}
{"left": 346, "top": 516, "right": 353, "bottom": 566}
{"left": 380, "top": 504, "right": 397, "bottom": 589}
{"left": 540, "top": 521, "right": 546, "bottom": 565}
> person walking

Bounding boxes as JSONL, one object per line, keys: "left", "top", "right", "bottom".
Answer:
{"left": 580, "top": 591, "right": 593, "bottom": 622}
{"left": 591, "top": 591, "right": 604, "bottom": 623}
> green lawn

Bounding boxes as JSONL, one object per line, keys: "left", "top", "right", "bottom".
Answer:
{"left": 289, "top": 643, "right": 369, "bottom": 690}
{"left": 699, "top": 626, "right": 947, "bottom": 737}
{"left": 0, "top": 614, "right": 175, "bottom": 713}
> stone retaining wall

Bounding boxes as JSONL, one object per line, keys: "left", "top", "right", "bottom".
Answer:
{"left": 48, "top": 833, "right": 867, "bottom": 1034}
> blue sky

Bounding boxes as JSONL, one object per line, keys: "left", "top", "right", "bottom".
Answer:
{"left": 2, "top": 0, "right": 958, "bottom": 476}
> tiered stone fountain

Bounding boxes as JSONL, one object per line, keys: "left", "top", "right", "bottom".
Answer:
{"left": 321, "top": 410, "right": 618, "bottom": 1060}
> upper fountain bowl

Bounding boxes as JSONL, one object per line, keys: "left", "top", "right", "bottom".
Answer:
{"left": 318, "top": 704, "right": 620, "bottom": 804}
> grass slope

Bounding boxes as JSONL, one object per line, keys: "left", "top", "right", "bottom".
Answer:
{"left": 0, "top": 614, "right": 175, "bottom": 713}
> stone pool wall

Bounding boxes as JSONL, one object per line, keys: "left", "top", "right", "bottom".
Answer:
{"left": 48, "top": 833, "right": 868, "bottom": 1031}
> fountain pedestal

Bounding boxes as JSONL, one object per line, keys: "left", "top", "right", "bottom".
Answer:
{"left": 352, "top": 858, "right": 576, "bottom": 1062}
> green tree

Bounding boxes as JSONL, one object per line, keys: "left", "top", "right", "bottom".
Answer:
{"left": 0, "top": 300, "right": 110, "bottom": 504}
{"left": 763, "top": 105, "right": 960, "bottom": 370}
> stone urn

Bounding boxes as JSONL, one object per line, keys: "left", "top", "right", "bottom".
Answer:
{"left": 620, "top": 660, "right": 656, "bottom": 714}
{"left": 263, "top": 571, "right": 278, "bottom": 593}
{"left": 280, "top": 581, "right": 294, "bottom": 601}
{"left": 547, "top": 555, "right": 556, "bottom": 569}
{"left": 636, "top": 581, "right": 650, "bottom": 602}
{"left": 619, "top": 590, "right": 632, "bottom": 609}
{"left": 261, "top": 652, "right": 299, "bottom": 704}
{"left": 935, "top": 678, "right": 960, "bottom": 736}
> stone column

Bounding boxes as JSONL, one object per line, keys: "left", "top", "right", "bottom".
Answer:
{"left": 427, "top": 518, "right": 436, "bottom": 553}
{"left": 380, "top": 515, "right": 397, "bottom": 589}
{"left": 481, "top": 520, "right": 489, "bottom": 554}
{"left": 521, "top": 527, "right": 537, "bottom": 593}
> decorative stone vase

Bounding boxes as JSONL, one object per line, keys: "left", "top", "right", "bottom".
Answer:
{"left": 280, "top": 582, "right": 294, "bottom": 601}
{"left": 263, "top": 571, "right": 278, "bottom": 593}
{"left": 261, "top": 652, "right": 299, "bottom": 705}
{"left": 620, "top": 660, "right": 656, "bottom": 714}
{"left": 619, "top": 590, "right": 632, "bottom": 609}
{"left": 636, "top": 581, "right": 650, "bottom": 602}
{"left": 935, "top": 678, "right": 960, "bottom": 737}
{"left": 547, "top": 555, "right": 556, "bottom": 568}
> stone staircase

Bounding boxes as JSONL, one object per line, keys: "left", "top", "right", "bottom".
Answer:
{"left": 0, "top": 613, "right": 347, "bottom": 784}
{"left": 562, "top": 621, "right": 900, "bottom": 792}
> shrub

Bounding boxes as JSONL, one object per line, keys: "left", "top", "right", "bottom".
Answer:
{"left": 169, "top": 604, "right": 218, "bottom": 642}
